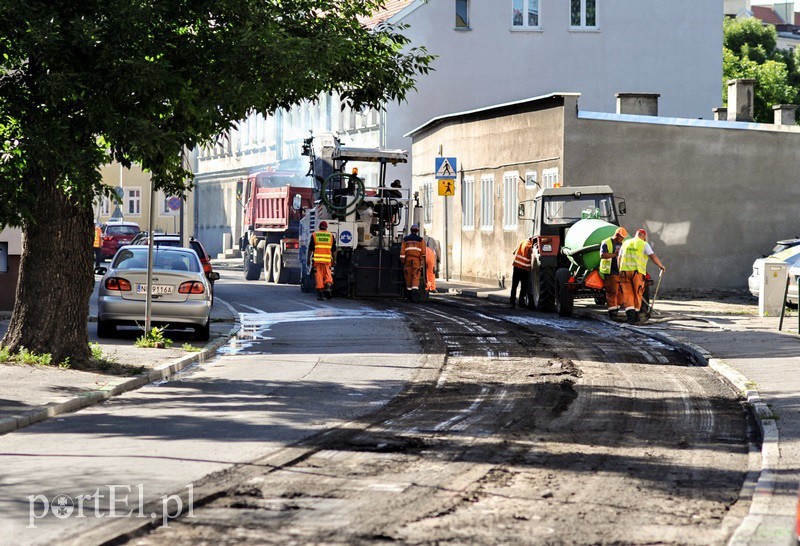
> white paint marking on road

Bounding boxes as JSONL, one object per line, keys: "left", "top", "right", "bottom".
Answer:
{"left": 432, "top": 386, "right": 490, "bottom": 432}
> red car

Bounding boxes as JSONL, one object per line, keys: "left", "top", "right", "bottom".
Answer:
{"left": 101, "top": 221, "right": 141, "bottom": 259}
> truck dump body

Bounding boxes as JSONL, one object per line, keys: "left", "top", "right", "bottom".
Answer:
{"left": 252, "top": 186, "right": 314, "bottom": 231}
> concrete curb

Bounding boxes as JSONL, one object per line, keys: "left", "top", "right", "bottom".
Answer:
{"left": 0, "top": 297, "right": 240, "bottom": 436}
{"left": 442, "top": 286, "right": 777, "bottom": 545}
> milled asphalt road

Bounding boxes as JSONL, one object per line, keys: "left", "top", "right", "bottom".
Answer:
{"left": 0, "top": 271, "right": 423, "bottom": 545}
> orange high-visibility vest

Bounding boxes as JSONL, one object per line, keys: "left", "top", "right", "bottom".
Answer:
{"left": 93, "top": 226, "right": 102, "bottom": 248}
{"left": 512, "top": 239, "right": 532, "bottom": 269}
{"left": 401, "top": 237, "right": 425, "bottom": 261}
{"left": 312, "top": 231, "right": 334, "bottom": 264}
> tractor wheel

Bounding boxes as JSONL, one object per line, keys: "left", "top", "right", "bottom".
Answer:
{"left": 555, "top": 268, "right": 574, "bottom": 318}
{"left": 243, "top": 247, "right": 261, "bottom": 281}
{"left": 263, "top": 245, "right": 274, "bottom": 284}
{"left": 532, "top": 260, "right": 556, "bottom": 311}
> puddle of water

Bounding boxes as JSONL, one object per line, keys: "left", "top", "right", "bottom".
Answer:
{"left": 220, "top": 307, "right": 402, "bottom": 356}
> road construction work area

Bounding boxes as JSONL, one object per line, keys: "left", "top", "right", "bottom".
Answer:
{"left": 120, "top": 274, "right": 750, "bottom": 545}
{"left": 0, "top": 269, "right": 757, "bottom": 545}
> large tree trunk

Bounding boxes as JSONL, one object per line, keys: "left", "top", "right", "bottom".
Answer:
{"left": 1, "top": 179, "right": 95, "bottom": 365}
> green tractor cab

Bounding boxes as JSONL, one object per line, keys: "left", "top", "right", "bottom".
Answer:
{"left": 522, "top": 185, "right": 625, "bottom": 316}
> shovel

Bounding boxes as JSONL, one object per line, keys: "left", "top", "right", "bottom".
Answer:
{"left": 641, "top": 270, "right": 664, "bottom": 321}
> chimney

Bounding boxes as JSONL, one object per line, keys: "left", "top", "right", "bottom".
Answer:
{"left": 713, "top": 107, "right": 728, "bottom": 121}
{"left": 727, "top": 79, "right": 756, "bottom": 122}
{"left": 615, "top": 93, "right": 660, "bottom": 116}
{"left": 773, "top": 104, "right": 797, "bottom": 125}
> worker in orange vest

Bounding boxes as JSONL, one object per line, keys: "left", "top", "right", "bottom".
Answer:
{"left": 401, "top": 224, "right": 427, "bottom": 301}
{"left": 93, "top": 223, "right": 103, "bottom": 270}
{"left": 510, "top": 237, "right": 533, "bottom": 308}
{"left": 307, "top": 220, "right": 336, "bottom": 301}
{"left": 598, "top": 227, "right": 628, "bottom": 319}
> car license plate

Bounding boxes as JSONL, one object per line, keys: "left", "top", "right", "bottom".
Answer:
{"left": 136, "top": 284, "right": 173, "bottom": 295}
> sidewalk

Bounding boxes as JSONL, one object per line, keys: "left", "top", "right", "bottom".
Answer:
{"left": 437, "top": 278, "right": 800, "bottom": 545}
{"left": 0, "top": 286, "right": 239, "bottom": 435}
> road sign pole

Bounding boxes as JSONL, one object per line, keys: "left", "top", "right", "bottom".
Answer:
{"left": 445, "top": 194, "right": 449, "bottom": 281}
{"left": 145, "top": 179, "right": 156, "bottom": 334}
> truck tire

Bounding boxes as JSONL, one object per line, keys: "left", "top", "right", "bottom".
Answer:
{"left": 273, "top": 247, "right": 291, "bottom": 284}
{"left": 263, "top": 245, "right": 274, "bottom": 284}
{"left": 532, "top": 259, "right": 556, "bottom": 311}
{"left": 243, "top": 247, "right": 261, "bottom": 281}
{"left": 555, "top": 268, "right": 574, "bottom": 317}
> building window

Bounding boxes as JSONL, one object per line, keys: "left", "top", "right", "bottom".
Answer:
{"left": 525, "top": 171, "right": 537, "bottom": 189}
{"left": 462, "top": 176, "right": 475, "bottom": 229}
{"left": 542, "top": 167, "right": 559, "bottom": 189}
{"left": 571, "top": 0, "right": 597, "bottom": 28}
{"left": 423, "top": 182, "right": 434, "bottom": 225}
{"left": 456, "top": 0, "right": 469, "bottom": 28}
{"left": 480, "top": 175, "right": 494, "bottom": 230}
{"left": 127, "top": 188, "right": 141, "bottom": 216}
{"left": 503, "top": 172, "right": 519, "bottom": 230}
{"left": 513, "top": 0, "right": 540, "bottom": 28}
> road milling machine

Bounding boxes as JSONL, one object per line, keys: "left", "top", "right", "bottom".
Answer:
{"left": 298, "top": 134, "right": 426, "bottom": 298}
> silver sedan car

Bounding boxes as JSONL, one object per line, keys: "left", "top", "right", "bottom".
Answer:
{"left": 98, "top": 246, "right": 219, "bottom": 340}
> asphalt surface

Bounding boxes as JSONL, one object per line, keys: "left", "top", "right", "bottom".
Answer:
{"left": 0, "top": 270, "right": 423, "bottom": 545}
{"left": 126, "top": 295, "right": 751, "bottom": 545}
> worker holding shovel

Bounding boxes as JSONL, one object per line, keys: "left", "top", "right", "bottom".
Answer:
{"left": 617, "top": 229, "right": 666, "bottom": 324}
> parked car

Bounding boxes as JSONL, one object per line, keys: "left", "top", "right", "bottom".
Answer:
{"left": 770, "top": 237, "right": 800, "bottom": 255}
{"left": 748, "top": 243, "right": 800, "bottom": 306}
{"left": 130, "top": 233, "right": 216, "bottom": 288}
{"left": 100, "top": 220, "right": 141, "bottom": 259}
{"left": 97, "top": 246, "right": 219, "bottom": 340}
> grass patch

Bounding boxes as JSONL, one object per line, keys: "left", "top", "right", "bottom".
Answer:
{"left": 181, "top": 343, "right": 201, "bottom": 352}
{"left": 0, "top": 343, "right": 144, "bottom": 376}
{"left": 17, "top": 347, "right": 52, "bottom": 366}
{"left": 134, "top": 326, "right": 173, "bottom": 349}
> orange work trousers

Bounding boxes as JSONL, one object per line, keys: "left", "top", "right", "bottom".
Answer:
{"left": 404, "top": 257, "right": 423, "bottom": 290}
{"left": 425, "top": 249, "right": 436, "bottom": 291}
{"left": 604, "top": 273, "right": 621, "bottom": 311}
{"left": 314, "top": 262, "right": 333, "bottom": 290}
{"left": 619, "top": 270, "right": 645, "bottom": 311}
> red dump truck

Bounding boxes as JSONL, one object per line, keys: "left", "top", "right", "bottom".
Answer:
{"left": 238, "top": 169, "right": 314, "bottom": 284}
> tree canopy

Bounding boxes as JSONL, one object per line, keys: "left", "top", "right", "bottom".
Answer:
{"left": 723, "top": 16, "right": 798, "bottom": 122}
{"left": 0, "top": 0, "right": 433, "bottom": 363}
{"left": 0, "top": 0, "right": 432, "bottom": 225}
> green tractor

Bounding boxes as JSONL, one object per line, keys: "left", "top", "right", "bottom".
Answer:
{"left": 523, "top": 185, "right": 628, "bottom": 316}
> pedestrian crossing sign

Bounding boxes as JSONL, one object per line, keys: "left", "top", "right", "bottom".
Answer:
{"left": 438, "top": 178, "right": 456, "bottom": 196}
{"left": 435, "top": 157, "right": 457, "bottom": 179}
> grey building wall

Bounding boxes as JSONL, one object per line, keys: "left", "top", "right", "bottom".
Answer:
{"left": 411, "top": 94, "right": 800, "bottom": 290}
{"left": 563, "top": 102, "right": 800, "bottom": 289}
{"left": 410, "top": 96, "right": 567, "bottom": 284}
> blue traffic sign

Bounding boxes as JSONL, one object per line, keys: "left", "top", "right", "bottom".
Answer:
{"left": 340, "top": 230, "right": 353, "bottom": 244}
{"left": 435, "top": 157, "right": 457, "bottom": 179}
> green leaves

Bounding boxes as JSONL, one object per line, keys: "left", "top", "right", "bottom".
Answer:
{"left": 723, "top": 17, "right": 798, "bottom": 123}
{"left": 0, "top": 0, "right": 433, "bottom": 223}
